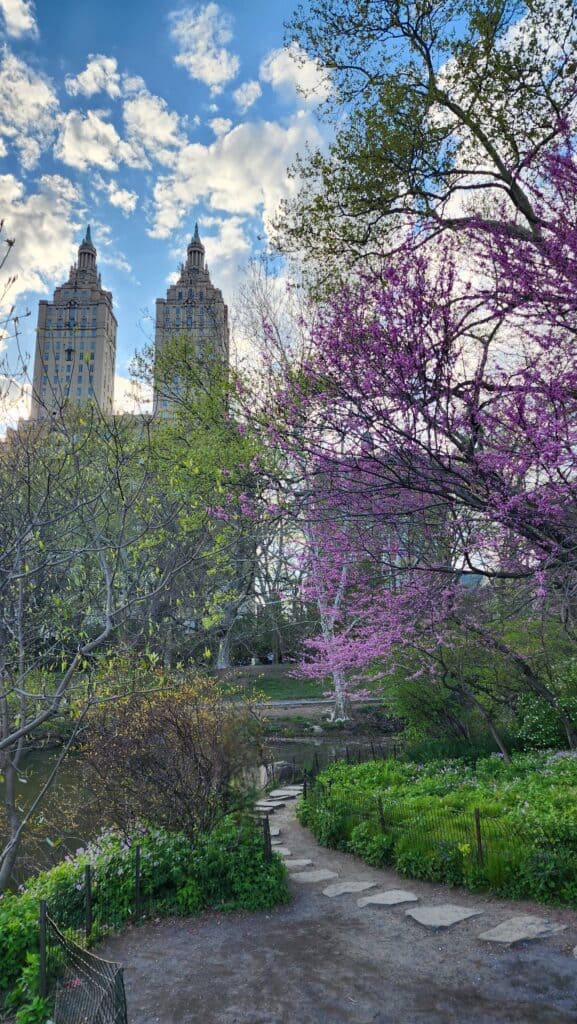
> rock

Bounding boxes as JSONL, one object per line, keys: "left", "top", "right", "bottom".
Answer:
{"left": 269, "top": 827, "right": 280, "bottom": 837}
{"left": 406, "top": 904, "right": 482, "bottom": 929}
{"left": 357, "top": 890, "right": 419, "bottom": 907}
{"left": 478, "top": 916, "right": 567, "bottom": 945}
{"left": 285, "top": 859, "right": 313, "bottom": 869}
{"left": 291, "top": 869, "right": 338, "bottom": 883}
{"left": 268, "top": 789, "right": 298, "bottom": 799}
{"left": 265, "top": 761, "right": 297, "bottom": 784}
{"left": 323, "top": 881, "right": 377, "bottom": 897}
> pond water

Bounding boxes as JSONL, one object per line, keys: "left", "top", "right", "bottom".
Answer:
{"left": 1, "top": 733, "right": 399, "bottom": 886}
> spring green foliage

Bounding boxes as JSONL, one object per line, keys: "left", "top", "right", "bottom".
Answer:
{"left": 278, "top": 0, "right": 577, "bottom": 279}
{"left": 1, "top": 817, "right": 288, "bottom": 1016}
{"left": 299, "top": 752, "right": 577, "bottom": 904}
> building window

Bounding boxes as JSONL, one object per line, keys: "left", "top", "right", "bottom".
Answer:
{"left": 178, "top": 291, "right": 182, "bottom": 299}
{"left": 77, "top": 387, "right": 82, "bottom": 396}
{"left": 91, "top": 342, "right": 96, "bottom": 350}
{"left": 80, "top": 341, "right": 84, "bottom": 350}
{"left": 90, "top": 352, "right": 95, "bottom": 360}
{"left": 88, "top": 387, "right": 94, "bottom": 396}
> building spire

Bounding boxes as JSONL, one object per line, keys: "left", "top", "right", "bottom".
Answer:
{"left": 194, "top": 222, "right": 200, "bottom": 241}
{"left": 82, "top": 224, "right": 94, "bottom": 248}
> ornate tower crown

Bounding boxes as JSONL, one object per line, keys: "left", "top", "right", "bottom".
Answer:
{"left": 186, "top": 223, "right": 205, "bottom": 271}
{"left": 78, "top": 224, "right": 97, "bottom": 273}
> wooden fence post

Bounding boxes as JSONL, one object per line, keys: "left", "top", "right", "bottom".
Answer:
{"left": 474, "top": 808, "right": 484, "bottom": 864}
{"left": 134, "top": 845, "right": 142, "bottom": 916}
{"left": 262, "top": 816, "right": 272, "bottom": 862}
{"left": 85, "top": 864, "right": 93, "bottom": 940}
{"left": 39, "top": 899, "right": 47, "bottom": 998}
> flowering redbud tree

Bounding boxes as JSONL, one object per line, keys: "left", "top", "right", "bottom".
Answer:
{"left": 272, "top": 140, "right": 577, "bottom": 743}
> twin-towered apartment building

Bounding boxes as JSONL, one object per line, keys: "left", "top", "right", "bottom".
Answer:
{"left": 30, "top": 225, "right": 229, "bottom": 420}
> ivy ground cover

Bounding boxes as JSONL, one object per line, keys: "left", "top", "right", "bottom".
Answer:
{"left": 298, "top": 751, "right": 577, "bottom": 906}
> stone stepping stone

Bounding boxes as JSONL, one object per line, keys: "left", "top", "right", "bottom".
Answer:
{"left": 358, "top": 890, "right": 419, "bottom": 908}
{"left": 478, "top": 916, "right": 567, "bottom": 946}
{"left": 274, "top": 847, "right": 292, "bottom": 856}
{"left": 406, "top": 904, "right": 482, "bottom": 929}
{"left": 254, "top": 802, "right": 283, "bottom": 812}
{"left": 286, "top": 859, "right": 313, "bottom": 869}
{"left": 271, "top": 838, "right": 283, "bottom": 846}
{"left": 291, "top": 869, "right": 338, "bottom": 884}
{"left": 323, "top": 880, "right": 377, "bottom": 898}
{"left": 269, "top": 827, "right": 281, "bottom": 837}
{"left": 268, "top": 789, "right": 298, "bottom": 799}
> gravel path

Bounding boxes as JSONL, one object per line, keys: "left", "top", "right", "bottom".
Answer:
{"left": 99, "top": 801, "right": 577, "bottom": 1023}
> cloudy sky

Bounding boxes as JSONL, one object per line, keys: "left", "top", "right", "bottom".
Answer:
{"left": 0, "top": 0, "right": 328, "bottom": 416}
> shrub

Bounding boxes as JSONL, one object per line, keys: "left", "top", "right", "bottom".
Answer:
{"left": 2, "top": 816, "right": 289, "bottom": 1018}
{"left": 81, "top": 674, "right": 262, "bottom": 836}
{"left": 298, "top": 751, "right": 577, "bottom": 907}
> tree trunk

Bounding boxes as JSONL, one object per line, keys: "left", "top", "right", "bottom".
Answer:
{"left": 329, "top": 671, "right": 349, "bottom": 722}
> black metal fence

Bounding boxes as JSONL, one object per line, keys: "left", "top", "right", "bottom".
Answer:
{"left": 39, "top": 901, "right": 127, "bottom": 1024}
{"left": 300, "top": 778, "right": 577, "bottom": 899}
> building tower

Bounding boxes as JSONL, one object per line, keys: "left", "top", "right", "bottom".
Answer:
{"left": 154, "top": 225, "right": 229, "bottom": 415}
{"left": 31, "top": 226, "right": 117, "bottom": 419}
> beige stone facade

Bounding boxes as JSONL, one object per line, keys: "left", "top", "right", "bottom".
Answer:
{"left": 30, "top": 227, "right": 117, "bottom": 419}
{"left": 154, "top": 225, "right": 229, "bottom": 415}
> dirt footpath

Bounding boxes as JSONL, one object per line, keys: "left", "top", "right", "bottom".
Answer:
{"left": 99, "top": 804, "right": 577, "bottom": 1024}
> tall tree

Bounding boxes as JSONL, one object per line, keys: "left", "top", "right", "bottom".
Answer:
{"left": 277, "top": 0, "right": 577, "bottom": 275}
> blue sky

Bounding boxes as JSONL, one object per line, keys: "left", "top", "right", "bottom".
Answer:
{"left": 0, "top": 0, "right": 329, "bottom": 416}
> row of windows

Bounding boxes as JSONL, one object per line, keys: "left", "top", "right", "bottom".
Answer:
{"left": 43, "top": 341, "right": 97, "bottom": 352}
{"left": 41, "top": 384, "right": 95, "bottom": 397}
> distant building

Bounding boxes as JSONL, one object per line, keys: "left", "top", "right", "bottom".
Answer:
{"left": 154, "top": 225, "right": 229, "bottom": 415}
{"left": 30, "top": 226, "right": 117, "bottom": 419}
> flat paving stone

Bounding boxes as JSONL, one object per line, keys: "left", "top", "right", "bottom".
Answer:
{"left": 268, "top": 789, "right": 298, "bottom": 799}
{"left": 291, "top": 869, "right": 338, "bottom": 884}
{"left": 358, "top": 890, "right": 419, "bottom": 908}
{"left": 273, "top": 847, "right": 292, "bottom": 856}
{"left": 406, "top": 904, "right": 482, "bottom": 929}
{"left": 269, "top": 827, "right": 280, "bottom": 837}
{"left": 478, "top": 916, "right": 567, "bottom": 946}
{"left": 286, "top": 859, "right": 313, "bottom": 869}
{"left": 323, "top": 880, "right": 377, "bottom": 898}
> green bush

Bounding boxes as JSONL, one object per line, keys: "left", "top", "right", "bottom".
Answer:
{"left": 510, "top": 694, "right": 577, "bottom": 750}
{"left": 2, "top": 816, "right": 289, "bottom": 1019}
{"left": 298, "top": 750, "right": 577, "bottom": 907}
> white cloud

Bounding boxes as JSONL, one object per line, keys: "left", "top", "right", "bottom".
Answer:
{"left": 93, "top": 174, "right": 138, "bottom": 216}
{"left": 260, "top": 43, "right": 331, "bottom": 105}
{"left": 233, "top": 79, "right": 261, "bottom": 113}
{"left": 209, "top": 117, "right": 232, "bottom": 137}
{"left": 121, "top": 74, "right": 147, "bottom": 95}
{"left": 65, "top": 54, "right": 122, "bottom": 98}
{"left": 0, "top": 47, "right": 59, "bottom": 169}
{"left": 0, "top": 0, "right": 38, "bottom": 39}
{"left": 123, "top": 91, "right": 184, "bottom": 165}
{"left": 113, "top": 374, "right": 152, "bottom": 414}
{"left": 168, "top": 3, "right": 240, "bottom": 95}
{"left": 0, "top": 174, "right": 83, "bottom": 310}
{"left": 149, "top": 113, "right": 323, "bottom": 240}
{"left": 54, "top": 109, "right": 145, "bottom": 171}
{"left": 0, "top": 376, "right": 31, "bottom": 430}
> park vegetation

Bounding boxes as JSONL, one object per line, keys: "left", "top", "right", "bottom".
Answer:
{"left": 2, "top": 2, "right": 577, "bottom": 1015}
